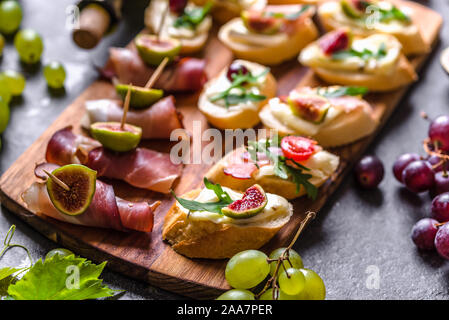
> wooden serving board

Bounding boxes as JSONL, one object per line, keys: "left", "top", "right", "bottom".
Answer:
{"left": 0, "top": 1, "right": 442, "bottom": 299}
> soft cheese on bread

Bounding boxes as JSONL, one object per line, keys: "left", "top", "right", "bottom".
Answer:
{"left": 192, "top": 0, "right": 267, "bottom": 24}
{"left": 218, "top": 4, "right": 319, "bottom": 65}
{"left": 163, "top": 185, "right": 293, "bottom": 258}
{"left": 299, "top": 29, "right": 417, "bottom": 91}
{"left": 145, "top": 0, "right": 212, "bottom": 54}
{"left": 318, "top": 0, "right": 429, "bottom": 55}
{"left": 198, "top": 59, "right": 277, "bottom": 129}
{"left": 259, "top": 86, "right": 378, "bottom": 147}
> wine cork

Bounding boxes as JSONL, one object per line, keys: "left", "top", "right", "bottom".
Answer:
{"left": 73, "top": 3, "right": 111, "bottom": 49}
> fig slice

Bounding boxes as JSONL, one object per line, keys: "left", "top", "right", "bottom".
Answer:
{"left": 46, "top": 164, "right": 97, "bottom": 216}
{"left": 115, "top": 84, "right": 163, "bottom": 109}
{"left": 287, "top": 93, "right": 330, "bottom": 124}
{"left": 241, "top": 11, "right": 282, "bottom": 35}
{"left": 341, "top": 0, "right": 365, "bottom": 19}
{"left": 221, "top": 184, "right": 268, "bottom": 219}
{"left": 90, "top": 122, "right": 142, "bottom": 152}
{"left": 135, "top": 34, "right": 181, "bottom": 66}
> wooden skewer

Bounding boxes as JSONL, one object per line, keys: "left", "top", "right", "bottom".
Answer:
{"left": 156, "top": 2, "right": 170, "bottom": 42}
{"left": 43, "top": 170, "right": 70, "bottom": 191}
{"left": 120, "top": 83, "right": 132, "bottom": 130}
{"left": 145, "top": 56, "right": 170, "bottom": 89}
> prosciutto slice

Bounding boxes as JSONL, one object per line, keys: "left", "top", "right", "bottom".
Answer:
{"left": 22, "top": 177, "right": 158, "bottom": 232}
{"left": 82, "top": 96, "right": 184, "bottom": 139}
{"left": 105, "top": 47, "right": 207, "bottom": 92}
{"left": 45, "top": 127, "right": 183, "bottom": 193}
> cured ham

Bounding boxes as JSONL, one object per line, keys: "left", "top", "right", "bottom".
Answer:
{"left": 45, "top": 127, "right": 183, "bottom": 193}
{"left": 104, "top": 47, "right": 207, "bottom": 92}
{"left": 81, "top": 97, "right": 184, "bottom": 139}
{"left": 22, "top": 168, "right": 159, "bottom": 232}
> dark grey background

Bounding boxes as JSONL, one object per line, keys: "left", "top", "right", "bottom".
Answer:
{"left": 0, "top": 0, "right": 448, "bottom": 300}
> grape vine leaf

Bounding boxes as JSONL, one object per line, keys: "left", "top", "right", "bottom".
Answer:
{"left": 7, "top": 254, "right": 118, "bottom": 300}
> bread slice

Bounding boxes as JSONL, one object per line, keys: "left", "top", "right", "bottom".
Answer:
{"left": 198, "top": 60, "right": 277, "bottom": 129}
{"left": 219, "top": 16, "right": 318, "bottom": 65}
{"left": 145, "top": 0, "right": 212, "bottom": 54}
{"left": 192, "top": 0, "right": 267, "bottom": 24}
{"left": 258, "top": 89, "right": 379, "bottom": 147}
{"left": 317, "top": 1, "right": 429, "bottom": 56}
{"left": 205, "top": 147, "right": 340, "bottom": 199}
{"left": 163, "top": 189, "right": 293, "bottom": 259}
{"left": 268, "top": 0, "right": 319, "bottom": 4}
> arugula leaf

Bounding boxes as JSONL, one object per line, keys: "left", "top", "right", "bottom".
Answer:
{"left": 332, "top": 42, "right": 387, "bottom": 61}
{"left": 265, "top": 5, "right": 310, "bottom": 20}
{"left": 173, "top": 1, "right": 212, "bottom": 29}
{"left": 378, "top": 6, "right": 410, "bottom": 23}
{"left": 317, "top": 86, "right": 368, "bottom": 98}
{"left": 7, "top": 254, "right": 118, "bottom": 300}
{"left": 209, "top": 68, "right": 269, "bottom": 108}
{"left": 172, "top": 178, "right": 234, "bottom": 214}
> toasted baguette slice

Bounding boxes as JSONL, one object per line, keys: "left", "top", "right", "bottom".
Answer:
{"left": 205, "top": 146, "right": 340, "bottom": 199}
{"left": 192, "top": 0, "right": 267, "bottom": 24}
{"left": 259, "top": 87, "right": 378, "bottom": 147}
{"left": 163, "top": 188, "right": 293, "bottom": 259}
{"left": 198, "top": 60, "right": 277, "bottom": 129}
{"left": 219, "top": 15, "right": 319, "bottom": 65}
{"left": 145, "top": 0, "right": 212, "bottom": 54}
{"left": 317, "top": 1, "right": 429, "bottom": 56}
{"left": 268, "top": 0, "right": 319, "bottom": 4}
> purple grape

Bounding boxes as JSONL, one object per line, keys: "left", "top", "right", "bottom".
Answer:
{"left": 429, "top": 115, "right": 449, "bottom": 152}
{"left": 431, "top": 192, "right": 449, "bottom": 222}
{"left": 435, "top": 222, "right": 449, "bottom": 259}
{"left": 392, "top": 153, "right": 420, "bottom": 183}
{"left": 402, "top": 160, "right": 435, "bottom": 193}
{"left": 411, "top": 218, "right": 439, "bottom": 250}
{"left": 354, "top": 155, "right": 384, "bottom": 189}
{"left": 427, "top": 155, "right": 449, "bottom": 172}
{"left": 430, "top": 172, "right": 449, "bottom": 197}
{"left": 226, "top": 62, "right": 250, "bottom": 82}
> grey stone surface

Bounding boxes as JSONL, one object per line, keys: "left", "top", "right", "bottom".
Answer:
{"left": 0, "top": 0, "right": 448, "bottom": 300}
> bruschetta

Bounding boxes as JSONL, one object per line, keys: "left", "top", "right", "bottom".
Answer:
{"left": 218, "top": 4, "right": 319, "bottom": 65}
{"left": 198, "top": 59, "right": 277, "bottom": 129}
{"left": 192, "top": 0, "right": 267, "bottom": 24}
{"left": 298, "top": 29, "right": 417, "bottom": 91}
{"left": 205, "top": 135, "right": 339, "bottom": 199}
{"left": 259, "top": 86, "right": 378, "bottom": 147}
{"left": 163, "top": 180, "right": 293, "bottom": 258}
{"left": 145, "top": 0, "right": 213, "bottom": 54}
{"left": 317, "top": 0, "right": 429, "bottom": 56}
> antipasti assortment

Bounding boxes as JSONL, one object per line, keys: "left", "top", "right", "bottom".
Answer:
{"left": 0, "top": 0, "right": 442, "bottom": 300}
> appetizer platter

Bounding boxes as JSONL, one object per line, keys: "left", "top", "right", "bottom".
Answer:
{"left": 0, "top": 0, "right": 443, "bottom": 299}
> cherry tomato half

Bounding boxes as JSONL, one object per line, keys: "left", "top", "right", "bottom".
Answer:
{"left": 281, "top": 136, "right": 317, "bottom": 162}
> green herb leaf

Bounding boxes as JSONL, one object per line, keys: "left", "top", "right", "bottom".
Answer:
{"left": 265, "top": 5, "right": 310, "bottom": 20}
{"left": 204, "top": 177, "right": 233, "bottom": 203}
{"left": 332, "top": 42, "right": 388, "bottom": 61}
{"left": 378, "top": 6, "right": 410, "bottom": 23}
{"left": 173, "top": 1, "right": 212, "bottom": 29}
{"left": 7, "top": 254, "right": 118, "bottom": 300}
{"left": 317, "top": 86, "right": 368, "bottom": 98}
{"left": 225, "top": 92, "right": 266, "bottom": 106}
{"left": 172, "top": 191, "right": 233, "bottom": 214}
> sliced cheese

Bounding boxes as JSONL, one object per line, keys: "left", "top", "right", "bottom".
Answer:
{"left": 227, "top": 19, "right": 288, "bottom": 47}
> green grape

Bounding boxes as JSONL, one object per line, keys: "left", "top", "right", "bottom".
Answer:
{"left": 14, "top": 29, "right": 44, "bottom": 64}
{"left": 259, "top": 288, "right": 298, "bottom": 300}
{"left": 0, "top": 34, "right": 4, "bottom": 56}
{"left": 0, "top": 83, "right": 12, "bottom": 104}
{"left": 0, "top": 97, "right": 10, "bottom": 134}
{"left": 225, "top": 250, "right": 270, "bottom": 289}
{"left": 45, "top": 248, "right": 74, "bottom": 260}
{"left": 0, "top": 0, "right": 22, "bottom": 35}
{"left": 269, "top": 247, "right": 304, "bottom": 276}
{"left": 43, "top": 61, "right": 66, "bottom": 89}
{"left": 294, "top": 269, "right": 326, "bottom": 300}
{"left": 278, "top": 268, "right": 306, "bottom": 295}
{"left": 216, "top": 289, "right": 255, "bottom": 300}
{"left": 0, "top": 70, "right": 26, "bottom": 95}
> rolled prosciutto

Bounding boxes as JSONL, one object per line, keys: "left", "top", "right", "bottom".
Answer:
{"left": 81, "top": 96, "right": 184, "bottom": 139}
{"left": 45, "top": 127, "right": 183, "bottom": 193}
{"left": 22, "top": 177, "right": 158, "bottom": 232}
{"left": 104, "top": 47, "right": 207, "bottom": 92}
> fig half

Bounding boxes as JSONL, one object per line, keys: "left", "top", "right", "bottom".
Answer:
{"left": 288, "top": 93, "right": 330, "bottom": 124}
{"left": 135, "top": 34, "right": 181, "bottom": 66}
{"left": 46, "top": 164, "right": 97, "bottom": 216}
{"left": 221, "top": 184, "right": 268, "bottom": 219}
{"left": 341, "top": 0, "right": 365, "bottom": 19}
{"left": 90, "top": 122, "right": 142, "bottom": 152}
{"left": 115, "top": 84, "right": 163, "bottom": 109}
